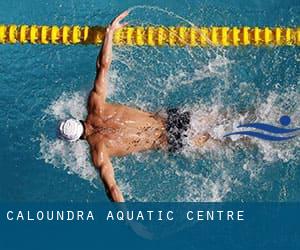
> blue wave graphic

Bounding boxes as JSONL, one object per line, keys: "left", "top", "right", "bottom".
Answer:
{"left": 237, "top": 123, "right": 300, "bottom": 134}
{"left": 224, "top": 116, "right": 299, "bottom": 141}
{"left": 224, "top": 131, "right": 297, "bottom": 141}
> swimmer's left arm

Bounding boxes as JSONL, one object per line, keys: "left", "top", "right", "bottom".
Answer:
{"left": 92, "top": 143, "right": 125, "bottom": 202}
{"left": 93, "top": 11, "right": 129, "bottom": 100}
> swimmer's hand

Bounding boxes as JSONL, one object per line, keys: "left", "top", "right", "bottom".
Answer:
{"left": 107, "top": 10, "right": 129, "bottom": 33}
{"left": 94, "top": 10, "right": 129, "bottom": 101}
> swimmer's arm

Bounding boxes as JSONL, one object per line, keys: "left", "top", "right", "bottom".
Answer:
{"left": 92, "top": 144, "right": 125, "bottom": 202}
{"left": 94, "top": 11, "right": 129, "bottom": 99}
{"left": 93, "top": 29, "right": 112, "bottom": 99}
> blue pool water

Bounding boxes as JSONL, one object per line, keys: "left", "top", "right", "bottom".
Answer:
{"left": 0, "top": 0, "right": 299, "bottom": 202}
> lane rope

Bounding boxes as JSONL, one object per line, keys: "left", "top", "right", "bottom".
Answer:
{"left": 0, "top": 25, "right": 299, "bottom": 46}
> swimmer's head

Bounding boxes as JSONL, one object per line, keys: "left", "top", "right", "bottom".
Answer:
{"left": 57, "top": 118, "right": 84, "bottom": 142}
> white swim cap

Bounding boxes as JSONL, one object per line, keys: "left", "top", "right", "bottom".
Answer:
{"left": 58, "top": 118, "right": 84, "bottom": 142}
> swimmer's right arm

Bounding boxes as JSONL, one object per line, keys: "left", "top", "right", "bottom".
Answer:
{"left": 92, "top": 144, "right": 125, "bottom": 202}
{"left": 93, "top": 11, "right": 129, "bottom": 100}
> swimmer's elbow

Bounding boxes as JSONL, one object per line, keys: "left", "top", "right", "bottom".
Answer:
{"left": 92, "top": 156, "right": 104, "bottom": 169}
{"left": 100, "top": 58, "right": 111, "bottom": 70}
{"left": 96, "top": 57, "right": 110, "bottom": 72}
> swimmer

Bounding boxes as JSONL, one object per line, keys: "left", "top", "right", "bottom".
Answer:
{"left": 58, "top": 11, "right": 210, "bottom": 202}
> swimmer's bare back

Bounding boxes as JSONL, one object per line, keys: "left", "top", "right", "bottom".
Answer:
{"left": 86, "top": 100, "right": 168, "bottom": 156}
{"left": 81, "top": 11, "right": 168, "bottom": 202}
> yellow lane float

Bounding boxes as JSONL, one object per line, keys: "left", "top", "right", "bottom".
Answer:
{"left": 0, "top": 25, "right": 299, "bottom": 46}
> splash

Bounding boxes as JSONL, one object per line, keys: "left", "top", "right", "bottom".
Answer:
{"left": 38, "top": 6, "right": 299, "bottom": 202}
{"left": 45, "top": 91, "right": 87, "bottom": 120}
{"left": 39, "top": 92, "right": 98, "bottom": 185}
{"left": 39, "top": 89, "right": 300, "bottom": 202}
{"left": 39, "top": 134, "right": 97, "bottom": 183}
{"left": 184, "top": 90, "right": 300, "bottom": 161}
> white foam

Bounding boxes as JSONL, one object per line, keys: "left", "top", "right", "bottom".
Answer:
{"left": 45, "top": 92, "right": 87, "bottom": 120}
{"left": 39, "top": 134, "right": 97, "bottom": 183}
{"left": 38, "top": 73, "right": 300, "bottom": 203}
{"left": 253, "top": 90, "right": 300, "bottom": 162}
{"left": 37, "top": 7, "right": 299, "bottom": 202}
{"left": 39, "top": 92, "right": 98, "bottom": 185}
{"left": 181, "top": 89, "right": 300, "bottom": 162}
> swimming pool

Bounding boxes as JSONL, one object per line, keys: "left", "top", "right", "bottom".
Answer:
{"left": 0, "top": 0, "right": 299, "bottom": 202}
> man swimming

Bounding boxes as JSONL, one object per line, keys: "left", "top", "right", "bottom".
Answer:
{"left": 58, "top": 11, "right": 210, "bottom": 202}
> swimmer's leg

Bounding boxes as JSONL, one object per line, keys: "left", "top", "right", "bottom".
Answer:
{"left": 189, "top": 108, "right": 259, "bottom": 148}
{"left": 190, "top": 115, "right": 216, "bottom": 147}
{"left": 192, "top": 133, "right": 254, "bottom": 148}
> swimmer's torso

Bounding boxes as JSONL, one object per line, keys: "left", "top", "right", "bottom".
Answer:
{"left": 85, "top": 92, "right": 167, "bottom": 156}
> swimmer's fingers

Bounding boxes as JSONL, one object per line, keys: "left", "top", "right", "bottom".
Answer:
{"left": 110, "top": 10, "right": 130, "bottom": 30}
{"left": 114, "top": 10, "right": 130, "bottom": 23}
{"left": 119, "top": 22, "right": 129, "bottom": 29}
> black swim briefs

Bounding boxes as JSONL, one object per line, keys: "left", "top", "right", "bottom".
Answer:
{"left": 166, "top": 108, "right": 191, "bottom": 153}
